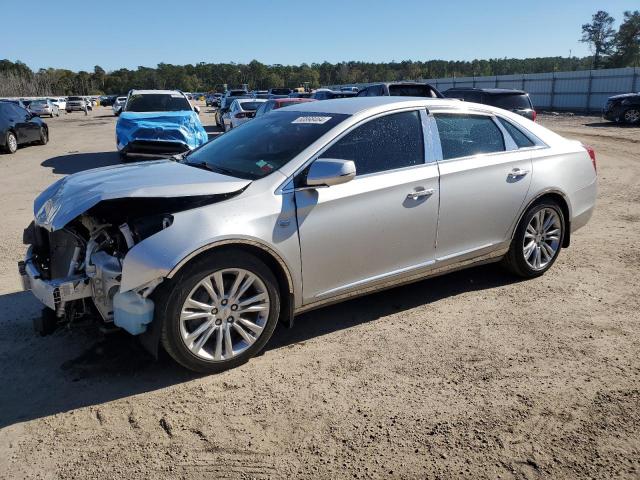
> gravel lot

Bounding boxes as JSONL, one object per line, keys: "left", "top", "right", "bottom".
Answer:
{"left": 0, "top": 108, "right": 638, "bottom": 479}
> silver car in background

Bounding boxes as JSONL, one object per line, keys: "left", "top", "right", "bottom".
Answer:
{"left": 20, "top": 97, "right": 597, "bottom": 373}
{"left": 29, "top": 99, "right": 60, "bottom": 118}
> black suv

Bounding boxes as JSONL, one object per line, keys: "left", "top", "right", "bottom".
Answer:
{"left": 603, "top": 93, "right": 640, "bottom": 125}
{"left": 444, "top": 88, "right": 536, "bottom": 121}
{"left": 0, "top": 101, "right": 48, "bottom": 154}
{"left": 356, "top": 82, "right": 443, "bottom": 98}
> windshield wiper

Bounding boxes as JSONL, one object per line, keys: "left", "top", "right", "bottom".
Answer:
{"left": 186, "top": 162, "right": 238, "bottom": 177}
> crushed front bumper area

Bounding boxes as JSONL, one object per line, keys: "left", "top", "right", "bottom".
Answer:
{"left": 18, "top": 248, "right": 92, "bottom": 311}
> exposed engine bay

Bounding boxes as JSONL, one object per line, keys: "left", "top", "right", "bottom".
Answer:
{"left": 21, "top": 209, "right": 172, "bottom": 333}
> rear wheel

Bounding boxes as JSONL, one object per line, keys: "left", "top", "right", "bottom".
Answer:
{"left": 158, "top": 250, "right": 280, "bottom": 373}
{"left": 3, "top": 131, "right": 18, "bottom": 154}
{"left": 503, "top": 201, "right": 565, "bottom": 278}
{"left": 623, "top": 108, "right": 640, "bottom": 125}
{"left": 38, "top": 127, "right": 48, "bottom": 145}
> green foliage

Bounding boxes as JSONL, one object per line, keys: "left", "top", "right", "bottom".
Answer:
{"left": 610, "top": 10, "right": 640, "bottom": 68}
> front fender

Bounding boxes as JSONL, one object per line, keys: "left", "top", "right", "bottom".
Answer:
{"left": 119, "top": 191, "right": 302, "bottom": 303}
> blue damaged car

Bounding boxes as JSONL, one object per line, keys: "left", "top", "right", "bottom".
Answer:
{"left": 116, "top": 89, "right": 208, "bottom": 160}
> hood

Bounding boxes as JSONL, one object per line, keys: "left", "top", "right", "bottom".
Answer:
{"left": 34, "top": 159, "right": 250, "bottom": 231}
{"left": 608, "top": 93, "right": 640, "bottom": 101}
{"left": 116, "top": 111, "right": 208, "bottom": 150}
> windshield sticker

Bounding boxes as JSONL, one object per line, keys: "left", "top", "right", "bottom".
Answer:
{"left": 292, "top": 116, "right": 332, "bottom": 125}
{"left": 256, "top": 160, "right": 274, "bottom": 172}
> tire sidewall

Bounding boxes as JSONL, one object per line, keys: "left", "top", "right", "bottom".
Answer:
{"left": 6, "top": 131, "right": 18, "bottom": 153}
{"left": 158, "top": 250, "right": 281, "bottom": 373}
{"left": 624, "top": 108, "right": 640, "bottom": 125}
{"left": 512, "top": 201, "right": 565, "bottom": 277}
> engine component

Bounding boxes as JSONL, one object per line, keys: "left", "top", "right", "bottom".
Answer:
{"left": 89, "top": 251, "right": 122, "bottom": 322}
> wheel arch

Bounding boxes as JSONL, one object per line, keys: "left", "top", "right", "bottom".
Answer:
{"left": 513, "top": 190, "right": 572, "bottom": 248}
{"left": 140, "top": 239, "right": 296, "bottom": 359}
{"left": 167, "top": 239, "right": 295, "bottom": 324}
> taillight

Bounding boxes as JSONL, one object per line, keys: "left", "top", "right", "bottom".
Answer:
{"left": 532, "top": 110, "right": 537, "bottom": 122}
{"left": 235, "top": 112, "right": 246, "bottom": 119}
{"left": 583, "top": 144, "right": 597, "bottom": 172}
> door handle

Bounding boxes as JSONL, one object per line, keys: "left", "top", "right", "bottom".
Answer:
{"left": 407, "top": 188, "right": 435, "bottom": 200}
{"left": 508, "top": 168, "right": 530, "bottom": 178}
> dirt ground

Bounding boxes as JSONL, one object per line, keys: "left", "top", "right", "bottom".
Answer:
{"left": 0, "top": 108, "right": 638, "bottom": 479}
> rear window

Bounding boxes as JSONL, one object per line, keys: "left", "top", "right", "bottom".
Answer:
{"left": 270, "top": 88, "right": 291, "bottom": 95}
{"left": 238, "top": 102, "right": 263, "bottom": 111}
{"left": 497, "top": 118, "right": 535, "bottom": 148}
{"left": 388, "top": 85, "right": 439, "bottom": 98}
{"left": 125, "top": 93, "right": 191, "bottom": 112}
{"left": 486, "top": 94, "right": 532, "bottom": 110}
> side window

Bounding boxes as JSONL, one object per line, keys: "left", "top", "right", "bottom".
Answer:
{"left": 497, "top": 117, "right": 535, "bottom": 148}
{"left": 320, "top": 110, "right": 424, "bottom": 176}
{"left": 434, "top": 114, "right": 505, "bottom": 160}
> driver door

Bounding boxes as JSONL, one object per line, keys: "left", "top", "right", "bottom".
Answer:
{"left": 295, "top": 110, "right": 440, "bottom": 303}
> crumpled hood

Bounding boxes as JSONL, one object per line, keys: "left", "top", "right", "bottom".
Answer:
{"left": 34, "top": 160, "right": 250, "bottom": 231}
{"left": 116, "top": 111, "right": 208, "bottom": 150}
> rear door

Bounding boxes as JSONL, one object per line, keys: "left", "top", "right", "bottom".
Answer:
{"left": 432, "top": 111, "right": 532, "bottom": 260}
{"left": 295, "top": 109, "right": 440, "bottom": 302}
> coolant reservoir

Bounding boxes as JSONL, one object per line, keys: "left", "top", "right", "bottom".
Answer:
{"left": 113, "top": 291, "right": 154, "bottom": 335}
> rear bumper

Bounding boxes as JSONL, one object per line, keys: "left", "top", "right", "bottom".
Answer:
{"left": 571, "top": 179, "right": 597, "bottom": 234}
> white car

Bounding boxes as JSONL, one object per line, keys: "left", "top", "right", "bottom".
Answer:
{"left": 222, "top": 98, "right": 267, "bottom": 131}
{"left": 50, "top": 97, "right": 66, "bottom": 111}
{"left": 112, "top": 97, "right": 127, "bottom": 116}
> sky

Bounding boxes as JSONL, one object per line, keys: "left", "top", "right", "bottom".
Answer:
{"left": 1, "top": 0, "right": 637, "bottom": 72}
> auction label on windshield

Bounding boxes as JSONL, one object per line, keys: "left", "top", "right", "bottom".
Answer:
{"left": 292, "top": 116, "right": 332, "bottom": 124}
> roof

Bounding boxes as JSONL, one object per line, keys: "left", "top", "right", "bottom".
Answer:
{"left": 446, "top": 87, "right": 527, "bottom": 95}
{"left": 273, "top": 98, "right": 315, "bottom": 104}
{"left": 129, "top": 89, "right": 186, "bottom": 95}
{"left": 281, "top": 96, "right": 460, "bottom": 115}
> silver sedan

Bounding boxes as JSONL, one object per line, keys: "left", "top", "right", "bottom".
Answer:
{"left": 21, "top": 97, "right": 597, "bottom": 373}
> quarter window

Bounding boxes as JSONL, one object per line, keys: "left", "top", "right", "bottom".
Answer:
{"left": 321, "top": 111, "right": 424, "bottom": 176}
{"left": 434, "top": 114, "right": 505, "bottom": 160}
{"left": 497, "top": 117, "right": 535, "bottom": 148}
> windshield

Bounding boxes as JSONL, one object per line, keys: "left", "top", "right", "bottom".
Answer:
{"left": 184, "top": 111, "right": 349, "bottom": 180}
{"left": 125, "top": 93, "right": 191, "bottom": 112}
{"left": 32, "top": 100, "right": 47, "bottom": 105}
{"left": 68, "top": 96, "right": 82, "bottom": 101}
{"left": 487, "top": 94, "right": 532, "bottom": 110}
{"left": 238, "top": 101, "right": 264, "bottom": 111}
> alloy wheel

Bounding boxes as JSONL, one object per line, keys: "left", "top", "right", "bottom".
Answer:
{"left": 8, "top": 133, "right": 18, "bottom": 152}
{"left": 624, "top": 109, "right": 640, "bottom": 124}
{"left": 179, "top": 268, "right": 270, "bottom": 361}
{"left": 522, "top": 208, "right": 561, "bottom": 270}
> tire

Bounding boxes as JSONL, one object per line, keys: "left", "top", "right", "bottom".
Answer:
{"left": 118, "top": 151, "right": 127, "bottom": 162}
{"left": 3, "top": 131, "right": 18, "bottom": 154}
{"left": 623, "top": 108, "right": 640, "bottom": 125}
{"left": 502, "top": 200, "right": 565, "bottom": 278}
{"left": 157, "top": 250, "right": 281, "bottom": 373}
{"left": 38, "top": 127, "right": 48, "bottom": 145}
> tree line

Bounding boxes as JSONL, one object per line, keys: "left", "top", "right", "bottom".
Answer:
{"left": 1, "top": 9, "right": 637, "bottom": 97}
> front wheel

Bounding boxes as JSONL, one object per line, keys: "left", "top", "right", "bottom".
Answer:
{"left": 623, "top": 108, "right": 640, "bottom": 125}
{"left": 502, "top": 201, "right": 565, "bottom": 278}
{"left": 3, "top": 131, "right": 18, "bottom": 153}
{"left": 38, "top": 127, "right": 48, "bottom": 145}
{"left": 157, "top": 250, "right": 281, "bottom": 373}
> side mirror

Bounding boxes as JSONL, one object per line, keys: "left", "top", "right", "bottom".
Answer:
{"left": 194, "top": 106, "right": 201, "bottom": 114}
{"left": 305, "top": 158, "right": 356, "bottom": 188}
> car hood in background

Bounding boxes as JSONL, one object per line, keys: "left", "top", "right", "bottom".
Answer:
{"left": 116, "top": 111, "right": 208, "bottom": 150}
{"left": 34, "top": 160, "right": 250, "bottom": 231}
{"left": 607, "top": 93, "right": 640, "bottom": 101}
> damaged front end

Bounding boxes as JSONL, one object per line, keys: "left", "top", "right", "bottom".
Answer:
{"left": 19, "top": 159, "right": 250, "bottom": 338}
{"left": 20, "top": 213, "right": 168, "bottom": 336}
